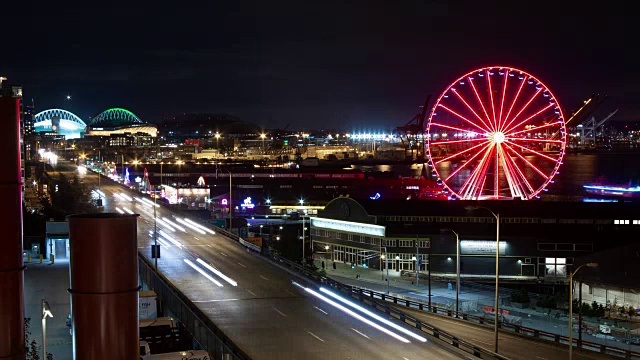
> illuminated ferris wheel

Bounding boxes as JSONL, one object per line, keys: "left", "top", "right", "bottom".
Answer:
{"left": 426, "top": 66, "right": 567, "bottom": 200}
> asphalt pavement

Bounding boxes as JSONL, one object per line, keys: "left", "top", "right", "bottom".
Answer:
{"left": 80, "top": 169, "right": 468, "bottom": 360}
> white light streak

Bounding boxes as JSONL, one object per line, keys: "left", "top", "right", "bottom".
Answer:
{"left": 319, "top": 288, "right": 427, "bottom": 342}
{"left": 122, "top": 207, "right": 134, "bottom": 214}
{"left": 115, "top": 207, "right": 125, "bottom": 214}
{"left": 159, "top": 230, "right": 182, "bottom": 248}
{"left": 196, "top": 258, "right": 237, "bottom": 286}
{"left": 183, "top": 218, "right": 216, "bottom": 235}
{"left": 183, "top": 259, "right": 223, "bottom": 287}
{"left": 174, "top": 218, "right": 206, "bottom": 235}
{"left": 120, "top": 193, "right": 133, "bottom": 201}
{"left": 304, "top": 288, "right": 410, "bottom": 343}
{"left": 161, "top": 217, "right": 186, "bottom": 232}
{"left": 156, "top": 218, "right": 176, "bottom": 232}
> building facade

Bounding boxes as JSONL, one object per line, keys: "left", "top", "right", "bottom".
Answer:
{"left": 310, "top": 197, "right": 640, "bottom": 283}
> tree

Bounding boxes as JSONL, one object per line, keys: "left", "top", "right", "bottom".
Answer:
{"left": 629, "top": 306, "right": 637, "bottom": 317}
{"left": 43, "top": 173, "right": 98, "bottom": 220}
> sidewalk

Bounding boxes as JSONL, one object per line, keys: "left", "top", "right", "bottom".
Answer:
{"left": 23, "top": 253, "right": 73, "bottom": 359}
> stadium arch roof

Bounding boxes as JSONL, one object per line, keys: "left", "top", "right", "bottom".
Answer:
{"left": 88, "top": 108, "right": 143, "bottom": 127}
{"left": 33, "top": 109, "right": 86, "bottom": 139}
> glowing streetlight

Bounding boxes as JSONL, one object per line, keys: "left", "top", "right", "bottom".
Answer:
{"left": 260, "top": 133, "right": 267, "bottom": 154}
{"left": 569, "top": 263, "right": 598, "bottom": 360}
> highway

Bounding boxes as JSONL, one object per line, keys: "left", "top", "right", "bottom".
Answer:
{"left": 78, "top": 169, "right": 468, "bottom": 360}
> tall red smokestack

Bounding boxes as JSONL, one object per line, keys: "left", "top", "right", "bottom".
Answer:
{"left": 68, "top": 213, "right": 140, "bottom": 359}
{"left": 0, "top": 96, "right": 26, "bottom": 359}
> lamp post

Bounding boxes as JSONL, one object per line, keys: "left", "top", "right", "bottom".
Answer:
{"left": 227, "top": 170, "right": 232, "bottom": 230}
{"left": 569, "top": 262, "right": 598, "bottom": 360}
{"left": 465, "top": 205, "right": 500, "bottom": 353}
{"left": 260, "top": 133, "right": 266, "bottom": 155}
{"left": 382, "top": 247, "right": 389, "bottom": 294}
{"left": 215, "top": 132, "right": 221, "bottom": 160}
{"left": 259, "top": 224, "right": 263, "bottom": 237}
{"left": 441, "top": 229, "right": 460, "bottom": 317}
{"left": 41, "top": 299, "right": 53, "bottom": 360}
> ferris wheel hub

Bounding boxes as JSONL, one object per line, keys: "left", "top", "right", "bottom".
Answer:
{"left": 490, "top": 131, "right": 506, "bottom": 144}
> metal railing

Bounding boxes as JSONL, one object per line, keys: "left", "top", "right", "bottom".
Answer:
{"left": 139, "top": 254, "right": 251, "bottom": 360}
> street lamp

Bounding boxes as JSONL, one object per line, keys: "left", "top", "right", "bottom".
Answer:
{"left": 465, "top": 205, "right": 500, "bottom": 353}
{"left": 41, "top": 299, "right": 53, "bottom": 360}
{"left": 381, "top": 248, "right": 389, "bottom": 293}
{"left": 227, "top": 170, "right": 232, "bottom": 229}
{"left": 215, "top": 132, "right": 221, "bottom": 159}
{"left": 441, "top": 228, "right": 461, "bottom": 317}
{"left": 260, "top": 133, "right": 267, "bottom": 155}
{"left": 569, "top": 262, "right": 598, "bottom": 360}
{"left": 259, "top": 224, "right": 263, "bottom": 236}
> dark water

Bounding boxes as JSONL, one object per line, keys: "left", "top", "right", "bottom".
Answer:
{"left": 351, "top": 152, "right": 640, "bottom": 200}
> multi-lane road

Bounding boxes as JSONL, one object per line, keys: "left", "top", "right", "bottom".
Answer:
{"left": 79, "top": 169, "right": 467, "bottom": 360}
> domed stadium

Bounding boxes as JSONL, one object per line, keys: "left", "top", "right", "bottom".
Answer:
{"left": 86, "top": 108, "right": 157, "bottom": 137}
{"left": 33, "top": 109, "right": 87, "bottom": 139}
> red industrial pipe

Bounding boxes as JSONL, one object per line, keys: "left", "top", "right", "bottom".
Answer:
{"left": 68, "top": 213, "right": 140, "bottom": 359}
{"left": 0, "top": 96, "right": 25, "bottom": 359}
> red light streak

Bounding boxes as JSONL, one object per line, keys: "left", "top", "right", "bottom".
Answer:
{"left": 444, "top": 142, "right": 492, "bottom": 182}
{"left": 487, "top": 70, "right": 498, "bottom": 131}
{"left": 501, "top": 87, "right": 542, "bottom": 133}
{"left": 498, "top": 70, "right": 509, "bottom": 130}
{"left": 501, "top": 76, "right": 527, "bottom": 132}
{"left": 430, "top": 137, "right": 487, "bottom": 146}
{"left": 503, "top": 103, "right": 554, "bottom": 135}
{"left": 438, "top": 104, "right": 492, "bottom": 133}
{"left": 504, "top": 140, "right": 559, "bottom": 162}
{"left": 429, "top": 122, "right": 482, "bottom": 135}
{"left": 468, "top": 77, "right": 494, "bottom": 131}
{"left": 452, "top": 89, "right": 493, "bottom": 132}
{"left": 502, "top": 143, "right": 549, "bottom": 179}
{"left": 434, "top": 140, "right": 489, "bottom": 165}
{"left": 507, "top": 121, "right": 560, "bottom": 137}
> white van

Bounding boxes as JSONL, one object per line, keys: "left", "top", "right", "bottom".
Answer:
{"left": 145, "top": 350, "right": 210, "bottom": 359}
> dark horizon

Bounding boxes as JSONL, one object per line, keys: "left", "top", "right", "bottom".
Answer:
{"left": 1, "top": 2, "right": 634, "bottom": 128}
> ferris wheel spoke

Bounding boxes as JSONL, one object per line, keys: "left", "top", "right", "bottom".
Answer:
{"left": 501, "top": 87, "right": 542, "bottom": 133}
{"left": 430, "top": 138, "right": 487, "bottom": 146}
{"left": 452, "top": 89, "right": 494, "bottom": 132}
{"left": 468, "top": 77, "right": 494, "bottom": 131}
{"left": 438, "top": 104, "right": 493, "bottom": 134}
{"left": 506, "top": 151, "right": 536, "bottom": 196}
{"left": 429, "top": 122, "right": 482, "bottom": 135}
{"left": 461, "top": 143, "right": 494, "bottom": 199}
{"left": 506, "top": 121, "right": 561, "bottom": 137}
{"left": 503, "top": 103, "right": 555, "bottom": 135}
{"left": 500, "top": 76, "right": 527, "bottom": 132}
{"left": 506, "top": 137, "right": 564, "bottom": 144}
{"left": 494, "top": 144, "right": 499, "bottom": 198}
{"left": 503, "top": 142, "right": 550, "bottom": 180}
{"left": 504, "top": 140, "right": 559, "bottom": 162}
{"left": 497, "top": 70, "right": 509, "bottom": 129}
{"left": 434, "top": 140, "right": 490, "bottom": 165}
{"left": 444, "top": 142, "right": 492, "bottom": 182}
{"left": 487, "top": 70, "right": 499, "bottom": 130}
{"left": 497, "top": 145, "right": 519, "bottom": 199}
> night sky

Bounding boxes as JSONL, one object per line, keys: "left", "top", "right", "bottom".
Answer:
{"left": 1, "top": 2, "right": 634, "bottom": 129}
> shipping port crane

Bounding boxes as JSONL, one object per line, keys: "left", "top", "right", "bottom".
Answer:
{"left": 395, "top": 95, "right": 431, "bottom": 161}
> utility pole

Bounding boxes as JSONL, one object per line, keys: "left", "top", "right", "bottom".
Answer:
{"left": 415, "top": 235, "right": 419, "bottom": 286}
{"left": 227, "top": 170, "right": 232, "bottom": 230}
{"left": 428, "top": 249, "right": 432, "bottom": 309}
{"left": 302, "top": 215, "right": 306, "bottom": 263}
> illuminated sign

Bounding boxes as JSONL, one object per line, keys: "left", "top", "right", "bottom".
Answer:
{"left": 311, "top": 217, "right": 385, "bottom": 237}
{"left": 240, "top": 197, "right": 255, "bottom": 209}
{"left": 460, "top": 240, "right": 506, "bottom": 255}
{"left": 221, "top": 199, "right": 228, "bottom": 206}
{"left": 369, "top": 192, "right": 381, "bottom": 200}
{"left": 135, "top": 176, "right": 142, "bottom": 183}
{"left": 197, "top": 176, "right": 206, "bottom": 186}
